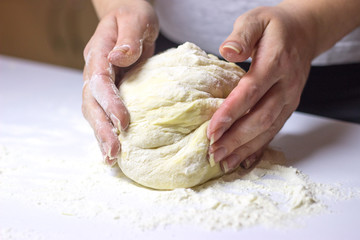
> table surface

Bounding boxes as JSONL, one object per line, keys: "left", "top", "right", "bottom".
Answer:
{"left": 1, "top": 55, "right": 360, "bottom": 240}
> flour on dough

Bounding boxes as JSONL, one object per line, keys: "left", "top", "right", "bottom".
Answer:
{"left": 118, "top": 42, "right": 245, "bottom": 189}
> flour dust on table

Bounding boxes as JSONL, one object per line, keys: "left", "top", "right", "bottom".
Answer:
{"left": 0, "top": 144, "right": 358, "bottom": 237}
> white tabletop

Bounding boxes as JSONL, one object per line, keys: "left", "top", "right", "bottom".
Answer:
{"left": 0, "top": 55, "right": 360, "bottom": 239}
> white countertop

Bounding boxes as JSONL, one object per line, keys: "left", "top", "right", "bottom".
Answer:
{"left": 0, "top": 55, "right": 360, "bottom": 239}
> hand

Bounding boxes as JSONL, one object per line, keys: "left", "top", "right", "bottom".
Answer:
{"left": 82, "top": 0, "right": 159, "bottom": 165}
{"left": 208, "top": 5, "right": 316, "bottom": 172}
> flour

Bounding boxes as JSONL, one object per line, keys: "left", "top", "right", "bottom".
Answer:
{"left": 0, "top": 144, "right": 358, "bottom": 238}
{"left": 0, "top": 228, "right": 44, "bottom": 240}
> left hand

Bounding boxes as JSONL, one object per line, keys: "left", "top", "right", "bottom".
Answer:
{"left": 208, "top": 4, "right": 316, "bottom": 172}
{"left": 82, "top": 0, "right": 159, "bottom": 165}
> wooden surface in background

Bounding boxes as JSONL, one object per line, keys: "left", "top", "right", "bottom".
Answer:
{"left": 0, "top": 0, "right": 98, "bottom": 69}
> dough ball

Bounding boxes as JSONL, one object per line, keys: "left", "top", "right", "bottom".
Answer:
{"left": 118, "top": 42, "right": 245, "bottom": 190}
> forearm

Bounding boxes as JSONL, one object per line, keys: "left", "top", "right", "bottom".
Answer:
{"left": 91, "top": 0, "right": 148, "bottom": 19}
{"left": 279, "top": 0, "right": 360, "bottom": 58}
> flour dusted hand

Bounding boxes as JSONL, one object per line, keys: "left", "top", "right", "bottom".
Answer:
{"left": 118, "top": 43, "right": 245, "bottom": 189}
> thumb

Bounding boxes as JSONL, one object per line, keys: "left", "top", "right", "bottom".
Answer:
{"left": 219, "top": 14, "right": 264, "bottom": 63}
{"left": 108, "top": 11, "right": 159, "bottom": 67}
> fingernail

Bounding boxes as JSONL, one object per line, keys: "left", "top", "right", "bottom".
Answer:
{"left": 110, "top": 113, "right": 122, "bottom": 132}
{"left": 103, "top": 141, "right": 118, "bottom": 158}
{"left": 213, "top": 147, "right": 227, "bottom": 163}
{"left": 102, "top": 142, "right": 111, "bottom": 157}
{"left": 112, "top": 127, "right": 120, "bottom": 136}
{"left": 104, "top": 155, "right": 117, "bottom": 166}
{"left": 223, "top": 42, "right": 242, "bottom": 54}
{"left": 108, "top": 45, "right": 131, "bottom": 61}
{"left": 226, "top": 154, "right": 241, "bottom": 169}
{"left": 112, "top": 45, "right": 130, "bottom": 54}
{"left": 209, "top": 154, "right": 216, "bottom": 167}
{"left": 241, "top": 154, "right": 257, "bottom": 169}
{"left": 210, "top": 136, "right": 215, "bottom": 145}
{"left": 210, "top": 127, "right": 225, "bottom": 144}
{"left": 109, "top": 157, "right": 117, "bottom": 166}
{"left": 221, "top": 161, "right": 229, "bottom": 173}
{"left": 102, "top": 142, "right": 118, "bottom": 166}
{"left": 122, "top": 116, "right": 129, "bottom": 131}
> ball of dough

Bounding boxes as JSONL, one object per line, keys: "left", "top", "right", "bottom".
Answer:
{"left": 118, "top": 42, "right": 245, "bottom": 190}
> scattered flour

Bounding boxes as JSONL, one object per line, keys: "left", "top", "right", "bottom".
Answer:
{"left": 0, "top": 228, "right": 45, "bottom": 240}
{"left": 0, "top": 144, "right": 358, "bottom": 238}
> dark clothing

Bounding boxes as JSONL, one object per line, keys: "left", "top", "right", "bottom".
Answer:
{"left": 298, "top": 64, "right": 360, "bottom": 123}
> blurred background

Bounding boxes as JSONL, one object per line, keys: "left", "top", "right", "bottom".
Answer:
{"left": 0, "top": 0, "right": 98, "bottom": 69}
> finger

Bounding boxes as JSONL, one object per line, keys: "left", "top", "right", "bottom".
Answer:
{"left": 88, "top": 72, "right": 130, "bottom": 131}
{"left": 220, "top": 145, "right": 267, "bottom": 173}
{"left": 209, "top": 81, "right": 284, "bottom": 162}
{"left": 240, "top": 148, "right": 264, "bottom": 170}
{"left": 83, "top": 18, "right": 118, "bottom": 79}
{"left": 219, "top": 7, "right": 267, "bottom": 63}
{"left": 84, "top": 19, "right": 130, "bottom": 131}
{"left": 82, "top": 81, "right": 120, "bottom": 165}
{"left": 108, "top": 8, "right": 159, "bottom": 67}
{"left": 208, "top": 13, "right": 283, "bottom": 144}
{"left": 220, "top": 106, "right": 291, "bottom": 172}
{"left": 207, "top": 65, "right": 276, "bottom": 145}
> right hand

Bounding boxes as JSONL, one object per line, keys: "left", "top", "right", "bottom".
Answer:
{"left": 82, "top": 0, "right": 159, "bottom": 165}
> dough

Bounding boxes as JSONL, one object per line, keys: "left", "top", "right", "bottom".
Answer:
{"left": 118, "top": 42, "right": 245, "bottom": 190}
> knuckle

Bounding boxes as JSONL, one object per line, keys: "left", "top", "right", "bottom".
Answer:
{"left": 253, "top": 6, "right": 272, "bottom": 15}
{"left": 267, "top": 122, "right": 280, "bottom": 138}
{"left": 140, "top": 11, "right": 156, "bottom": 27}
{"left": 233, "top": 16, "right": 256, "bottom": 49}
{"left": 278, "top": 51, "right": 292, "bottom": 69}
{"left": 258, "top": 111, "right": 275, "bottom": 130}
{"left": 231, "top": 127, "right": 246, "bottom": 148}
{"left": 268, "top": 123, "right": 278, "bottom": 135}
{"left": 235, "top": 6, "right": 267, "bottom": 25}
{"left": 286, "top": 77, "right": 299, "bottom": 91}
{"left": 220, "top": 101, "right": 237, "bottom": 122}
{"left": 245, "top": 82, "right": 261, "bottom": 103}
{"left": 233, "top": 15, "right": 244, "bottom": 29}
{"left": 284, "top": 82, "right": 303, "bottom": 106}
{"left": 238, "top": 143, "right": 254, "bottom": 158}
{"left": 231, "top": 137, "right": 243, "bottom": 152}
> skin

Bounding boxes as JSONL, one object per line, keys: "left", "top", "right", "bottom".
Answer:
{"left": 209, "top": 0, "right": 360, "bottom": 171}
{"left": 82, "top": 0, "right": 159, "bottom": 165}
{"left": 83, "top": 0, "right": 360, "bottom": 169}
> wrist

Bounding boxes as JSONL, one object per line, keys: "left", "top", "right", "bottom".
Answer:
{"left": 92, "top": 0, "right": 150, "bottom": 19}
{"left": 276, "top": 2, "right": 319, "bottom": 61}
{"left": 279, "top": 0, "right": 360, "bottom": 58}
